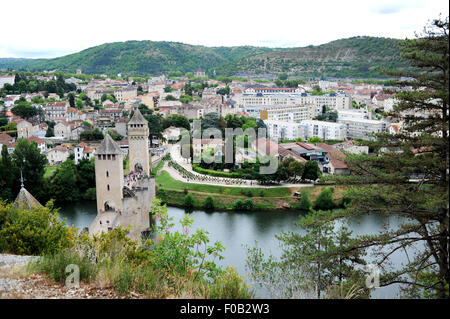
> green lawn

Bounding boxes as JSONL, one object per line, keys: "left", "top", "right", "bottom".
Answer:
{"left": 156, "top": 170, "right": 291, "bottom": 197}
{"left": 43, "top": 166, "right": 58, "bottom": 179}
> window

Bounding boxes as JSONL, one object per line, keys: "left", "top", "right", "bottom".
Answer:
{"left": 106, "top": 171, "right": 109, "bottom": 177}
{"left": 107, "top": 185, "right": 110, "bottom": 191}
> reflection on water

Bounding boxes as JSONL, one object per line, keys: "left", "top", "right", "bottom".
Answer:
{"left": 57, "top": 201, "right": 98, "bottom": 231}
{"left": 58, "top": 202, "right": 412, "bottom": 298}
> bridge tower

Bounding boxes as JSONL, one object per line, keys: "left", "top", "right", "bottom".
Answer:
{"left": 127, "top": 108, "right": 150, "bottom": 176}
{"left": 94, "top": 134, "right": 124, "bottom": 214}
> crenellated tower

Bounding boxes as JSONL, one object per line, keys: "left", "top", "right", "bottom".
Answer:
{"left": 127, "top": 108, "right": 150, "bottom": 176}
{"left": 94, "top": 134, "right": 124, "bottom": 214}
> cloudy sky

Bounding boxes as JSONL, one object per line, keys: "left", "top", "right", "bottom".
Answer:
{"left": 1, "top": 0, "right": 448, "bottom": 58}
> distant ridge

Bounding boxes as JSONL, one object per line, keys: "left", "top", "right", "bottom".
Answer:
{"left": 0, "top": 36, "right": 409, "bottom": 78}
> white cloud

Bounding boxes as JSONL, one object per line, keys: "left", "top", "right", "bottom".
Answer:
{"left": 0, "top": 0, "right": 448, "bottom": 58}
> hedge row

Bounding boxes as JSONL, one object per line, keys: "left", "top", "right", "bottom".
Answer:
{"left": 192, "top": 164, "right": 242, "bottom": 178}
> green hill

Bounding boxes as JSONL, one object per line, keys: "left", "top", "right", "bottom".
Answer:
{"left": 216, "top": 36, "right": 409, "bottom": 78}
{"left": 0, "top": 37, "right": 409, "bottom": 78}
{"left": 0, "top": 41, "right": 274, "bottom": 77}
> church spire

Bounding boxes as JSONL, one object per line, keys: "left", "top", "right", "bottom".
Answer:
{"left": 20, "top": 170, "right": 24, "bottom": 189}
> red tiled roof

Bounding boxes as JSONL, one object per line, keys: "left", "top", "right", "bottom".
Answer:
{"left": 316, "top": 143, "right": 348, "bottom": 169}
{"left": 296, "top": 142, "right": 315, "bottom": 150}
{"left": 27, "top": 136, "right": 45, "bottom": 144}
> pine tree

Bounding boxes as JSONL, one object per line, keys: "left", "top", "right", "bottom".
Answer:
{"left": 331, "top": 17, "right": 449, "bottom": 298}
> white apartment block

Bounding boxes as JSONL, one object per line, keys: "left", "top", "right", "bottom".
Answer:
{"left": 260, "top": 105, "right": 314, "bottom": 122}
{"left": 233, "top": 89, "right": 351, "bottom": 117}
{"left": 0, "top": 74, "right": 15, "bottom": 89}
{"left": 338, "top": 118, "right": 389, "bottom": 140}
{"left": 338, "top": 110, "right": 369, "bottom": 120}
{"left": 301, "top": 120, "right": 347, "bottom": 140}
{"left": 45, "top": 101, "right": 69, "bottom": 120}
{"left": 264, "top": 120, "right": 305, "bottom": 141}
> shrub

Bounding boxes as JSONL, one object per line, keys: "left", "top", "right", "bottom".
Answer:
{"left": 242, "top": 199, "right": 254, "bottom": 210}
{"left": 0, "top": 201, "right": 75, "bottom": 255}
{"left": 184, "top": 193, "right": 194, "bottom": 208}
{"left": 192, "top": 164, "right": 241, "bottom": 178}
{"left": 298, "top": 189, "right": 312, "bottom": 212}
{"left": 233, "top": 199, "right": 253, "bottom": 211}
{"left": 233, "top": 200, "right": 243, "bottom": 210}
{"left": 206, "top": 266, "right": 254, "bottom": 299}
{"left": 313, "top": 187, "right": 336, "bottom": 211}
{"left": 30, "top": 249, "right": 97, "bottom": 283}
{"left": 203, "top": 196, "right": 214, "bottom": 210}
{"left": 82, "top": 188, "right": 96, "bottom": 200}
{"left": 240, "top": 189, "right": 253, "bottom": 197}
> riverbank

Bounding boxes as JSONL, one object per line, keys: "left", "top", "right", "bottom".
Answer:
{"left": 155, "top": 169, "right": 349, "bottom": 211}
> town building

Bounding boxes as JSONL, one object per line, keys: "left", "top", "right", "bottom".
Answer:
{"left": 45, "top": 146, "right": 70, "bottom": 165}
{"left": 260, "top": 105, "right": 314, "bottom": 122}
{"left": 264, "top": 120, "right": 306, "bottom": 141}
{"left": 0, "top": 74, "right": 15, "bottom": 89}
{"left": 74, "top": 142, "right": 95, "bottom": 164}
{"left": 301, "top": 120, "right": 347, "bottom": 140}
{"left": 338, "top": 118, "right": 389, "bottom": 140}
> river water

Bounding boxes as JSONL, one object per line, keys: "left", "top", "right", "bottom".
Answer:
{"left": 58, "top": 201, "right": 412, "bottom": 298}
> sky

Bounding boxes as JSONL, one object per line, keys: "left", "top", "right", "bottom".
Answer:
{"left": 0, "top": 0, "right": 448, "bottom": 58}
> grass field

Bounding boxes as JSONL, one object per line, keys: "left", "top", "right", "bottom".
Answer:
{"left": 43, "top": 166, "right": 58, "bottom": 179}
{"left": 155, "top": 169, "right": 350, "bottom": 211}
{"left": 156, "top": 170, "right": 291, "bottom": 197}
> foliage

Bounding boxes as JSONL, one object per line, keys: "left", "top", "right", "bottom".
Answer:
{"left": 11, "top": 100, "right": 37, "bottom": 119}
{"left": 302, "top": 160, "right": 321, "bottom": 181}
{"left": 0, "top": 201, "right": 75, "bottom": 255}
{"left": 80, "top": 128, "right": 104, "bottom": 141}
{"left": 232, "top": 199, "right": 254, "bottom": 211}
{"left": 47, "top": 160, "right": 79, "bottom": 203}
{"left": 30, "top": 249, "right": 97, "bottom": 283}
{"left": 0, "top": 73, "right": 75, "bottom": 95}
{"left": 246, "top": 211, "right": 368, "bottom": 298}
{"left": 12, "top": 139, "right": 47, "bottom": 200}
{"left": 298, "top": 189, "right": 312, "bottom": 212}
{"left": 313, "top": 187, "right": 336, "bottom": 210}
{"left": 326, "top": 17, "right": 449, "bottom": 299}
{"left": 0, "top": 36, "right": 411, "bottom": 78}
{"left": 183, "top": 193, "right": 194, "bottom": 208}
{"left": 203, "top": 196, "right": 215, "bottom": 210}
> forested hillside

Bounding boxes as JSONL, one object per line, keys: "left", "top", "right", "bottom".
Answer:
{"left": 0, "top": 37, "right": 409, "bottom": 78}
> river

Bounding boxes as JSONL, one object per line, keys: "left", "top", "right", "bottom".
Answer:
{"left": 58, "top": 201, "right": 412, "bottom": 298}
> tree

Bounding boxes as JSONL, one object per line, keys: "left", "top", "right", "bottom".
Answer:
{"left": 76, "top": 157, "right": 95, "bottom": 197}
{"left": 217, "top": 86, "right": 230, "bottom": 96}
{"left": 163, "top": 114, "right": 190, "bottom": 131}
{"left": 0, "top": 145, "right": 18, "bottom": 201}
{"left": 313, "top": 187, "right": 335, "bottom": 211}
{"left": 246, "top": 211, "right": 367, "bottom": 298}
{"left": 12, "top": 139, "right": 47, "bottom": 200}
{"left": 278, "top": 73, "right": 288, "bottom": 81}
{"left": 202, "top": 112, "right": 221, "bottom": 130}
{"left": 328, "top": 17, "right": 449, "bottom": 298}
{"left": 11, "top": 101, "right": 37, "bottom": 119}
{"left": 48, "top": 160, "right": 79, "bottom": 203}
{"left": 165, "top": 94, "right": 177, "bottom": 101}
{"left": 288, "top": 160, "right": 305, "bottom": 179}
{"left": 68, "top": 93, "right": 75, "bottom": 107}
{"left": 298, "top": 189, "right": 312, "bottom": 212}
{"left": 45, "top": 126, "right": 54, "bottom": 137}
{"left": 203, "top": 196, "right": 214, "bottom": 210}
{"left": 184, "top": 193, "right": 194, "bottom": 208}
{"left": 302, "top": 160, "right": 321, "bottom": 181}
